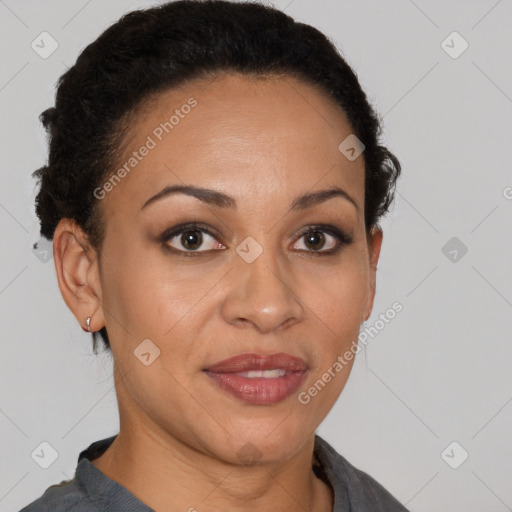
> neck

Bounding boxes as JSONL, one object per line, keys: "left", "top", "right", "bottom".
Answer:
{"left": 91, "top": 421, "right": 333, "bottom": 512}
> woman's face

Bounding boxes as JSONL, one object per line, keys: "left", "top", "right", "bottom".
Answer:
{"left": 88, "top": 72, "right": 381, "bottom": 463}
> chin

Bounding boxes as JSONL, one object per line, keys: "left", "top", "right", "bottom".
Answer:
{"left": 210, "top": 421, "right": 311, "bottom": 466}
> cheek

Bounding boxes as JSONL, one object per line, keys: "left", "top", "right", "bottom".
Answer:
{"left": 99, "top": 237, "right": 169, "bottom": 346}
{"left": 101, "top": 252, "right": 221, "bottom": 379}
{"left": 297, "top": 269, "right": 366, "bottom": 413}
{"left": 299, "top": 256, "right": 368, "bottom": 398}
{"left": 298, "top": 256, "right": 369, "bottom": 336}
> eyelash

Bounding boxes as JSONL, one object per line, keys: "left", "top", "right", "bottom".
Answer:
{"left": 159, "top": 222, "right": 353, "bottom": 257}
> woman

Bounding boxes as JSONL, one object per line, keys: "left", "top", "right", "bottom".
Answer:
{"left": 21, "top": 0, "right": 406, "bottom": 510}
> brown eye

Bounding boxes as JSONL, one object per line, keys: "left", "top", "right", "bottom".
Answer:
{"left": 161, "top": 222, "right": 351, "bottom": 257}
{"left": 292, "top": 225, "right": 353, "bottom": 255}
{"left": 179, "top": 229, "right": 203, "bottom": 250}
{"left": 303, "top": 230, "right": 327, "bottom": 251}
{"left": 162, "top": 224, "right": 225, "bottom": 254}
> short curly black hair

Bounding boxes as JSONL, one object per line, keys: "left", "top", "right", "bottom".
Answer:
{"left": 33, "top": 0, "right": 401, "bottom": 354}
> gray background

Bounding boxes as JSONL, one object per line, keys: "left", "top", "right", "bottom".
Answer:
{"left": 1, "top": 0, "right": 511, "bottom": 511}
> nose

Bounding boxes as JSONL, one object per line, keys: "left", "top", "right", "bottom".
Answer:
{"left": 221, "top": 243, "right": 305, "bottom": 334}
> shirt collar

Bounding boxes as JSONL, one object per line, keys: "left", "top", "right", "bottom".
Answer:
{"left": 76, "top": 435, "right": 154, "bottom": 511}
{"left": 314, "top": 434, "right": 366, "bottom": 511}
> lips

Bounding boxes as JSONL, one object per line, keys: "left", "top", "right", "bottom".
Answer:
{"left": 204, "top": 352, "right": 308, "bottom": 373}
{"left": 203, "top": 353, "right": 308, "bottom": 405}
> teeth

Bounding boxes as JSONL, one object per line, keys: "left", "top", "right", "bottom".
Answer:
{"left": 236, "top": 369, "right": 287, "bottom": 378}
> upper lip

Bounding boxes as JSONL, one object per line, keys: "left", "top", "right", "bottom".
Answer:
{"left": 204, "top": 352, "right": 308, "bottom": 373}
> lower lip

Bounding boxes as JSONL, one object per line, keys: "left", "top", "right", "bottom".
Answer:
{"left": 203, "top": 370, "right": 308, "bottom": 405}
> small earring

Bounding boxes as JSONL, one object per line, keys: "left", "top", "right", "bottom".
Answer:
{"left": 85, "top": 316, "right": 92, "bottom": 332}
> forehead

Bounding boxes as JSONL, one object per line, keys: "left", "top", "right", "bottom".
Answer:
{"left": 101, "top": 72, "right": 365, "bottom": 221}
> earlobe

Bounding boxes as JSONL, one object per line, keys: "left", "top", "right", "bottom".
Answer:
{"left": 52, "top": 218, "right": 105, "bottom": 333}
{"left": 363, "top": 226, "right": 383, "bottom": 322}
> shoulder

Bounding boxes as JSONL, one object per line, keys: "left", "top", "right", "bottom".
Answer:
{"left": 314, "top": 434, "right": 410, "bottom": 512}
{"left": 19, "top": 436, "right": 119, "bottom": 512}
{"left": 348, "top": 464, "right": 410, "bottom": 511}
{"left": 18, "top": 477, "right": 100, "bottom": 512}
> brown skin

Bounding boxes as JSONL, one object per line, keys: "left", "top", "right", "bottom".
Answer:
{"left": 53, "top": 72, "right": 382, "bottom": 512}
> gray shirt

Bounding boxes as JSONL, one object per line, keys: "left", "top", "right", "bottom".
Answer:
{"left": 19, "top": 434, "right": 410, "bottom": 511}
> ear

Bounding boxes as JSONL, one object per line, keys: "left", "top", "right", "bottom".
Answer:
{"left": 52, "top": 218, "right": 105, "bottom": 333}
{"left": 362, "top": 226, "right": 383, "bottom": 323}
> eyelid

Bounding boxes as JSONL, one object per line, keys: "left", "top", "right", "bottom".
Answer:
{"left": 160, "top": 222, "right": 222, "bottom": 240}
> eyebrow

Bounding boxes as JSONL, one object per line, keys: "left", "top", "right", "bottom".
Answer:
{"left": 140, "top": 184, "right": 358, "bottom": 212}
